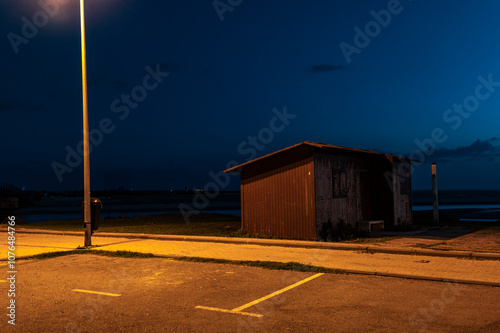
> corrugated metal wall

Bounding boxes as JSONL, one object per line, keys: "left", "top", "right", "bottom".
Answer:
{"left": 235, "top": 143, "right": 413, "bottom": 240}
{"left": 241, "top": 156, "right": 316, "bottom": 240}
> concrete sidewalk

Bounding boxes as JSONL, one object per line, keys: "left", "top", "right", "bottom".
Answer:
{"left": 3, "top": 229, "right": 500, "bottom": 287}
{"left": 13, "top": 228, "right": 500, "bottom": 260}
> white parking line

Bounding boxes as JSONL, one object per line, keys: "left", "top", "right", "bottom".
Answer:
{"left": 196, "top": 273, "right": 324, "bottom": 317}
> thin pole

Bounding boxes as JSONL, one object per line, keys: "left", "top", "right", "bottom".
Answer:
{"left": 80, "top": 0, "right": 92, "bottom": 246}
{"left": 432, "top": 162, "right": 439, "bottom": 226}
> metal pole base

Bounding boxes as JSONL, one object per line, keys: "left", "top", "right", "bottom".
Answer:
{"left": 84, "top": 223, "right": 92, "bottom": 247}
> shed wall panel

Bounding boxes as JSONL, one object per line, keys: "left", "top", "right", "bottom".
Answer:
{"left": 392, "top": 161, "right": 413, "bottom": 225}
{"left": 241, "top": 157, "right": 316, "bottom": 240}
{"left": 314, "top": 153, "right": 371, "bottom": 234}
{"left": 314, "top": 152, "right": 402, "bottom": 234}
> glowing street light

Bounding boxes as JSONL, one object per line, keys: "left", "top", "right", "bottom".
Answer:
{"left": 80, "top": 0, "right": 92, "bottom": 247}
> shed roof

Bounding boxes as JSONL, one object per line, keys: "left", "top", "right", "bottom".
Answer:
{"left": 224, "top": 141, "right": 409, "bottom": 174}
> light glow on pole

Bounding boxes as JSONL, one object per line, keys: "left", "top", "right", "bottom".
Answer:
{"left": 80, "top": 0, "right": 92, "bottom": 247}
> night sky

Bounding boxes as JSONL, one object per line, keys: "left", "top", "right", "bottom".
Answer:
{"left": 1, "top": 0, "right": 500, "bottom": 191}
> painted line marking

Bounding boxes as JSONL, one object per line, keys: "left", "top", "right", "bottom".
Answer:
{"left": 196, "top": 272, "right": 324, "bottom": 317}
{"left": 0, "top": 280, "right": 7, "bottom": 283}
{"left": 72, "top": 289, "right": 121, "bottom": 297}
{"left": 12, "top": 245, "right": 76, "bottom": 250}
{"left": 195, "top": 306, "right": 263, "bottom": 318}
{"left": 232, "top": 273, "right": 324, "bottom": 312}
{"left": 93, "top": 239, "right": 142, "bottom": 247}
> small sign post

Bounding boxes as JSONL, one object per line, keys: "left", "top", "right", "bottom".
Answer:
{"left": 432, "top": 162, "right": 439, "bottom": 226}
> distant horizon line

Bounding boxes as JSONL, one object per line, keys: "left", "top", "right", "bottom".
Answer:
{"left": 10, "top": 188, "right": 500, "bottom": 193}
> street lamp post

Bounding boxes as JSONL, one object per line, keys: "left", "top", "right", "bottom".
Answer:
{"left": 80, "top": 0, "right": 92, "bottom": 247}
{"left": 432, "top": 162, "right": 439, "bottom": 226}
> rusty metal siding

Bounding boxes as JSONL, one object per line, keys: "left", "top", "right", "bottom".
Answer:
{"left": 227, "top": 141, "right": 415, "bottom": 241}
{"left": 241, "top": 156, "right": 316, "bottom": 240}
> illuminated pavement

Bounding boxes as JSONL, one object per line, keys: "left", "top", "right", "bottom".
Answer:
{"left": 1, "top": 255, "right": 499, "bottom": 332}
{"left": 3, "top": 230, "right": 500, "bottom": 286}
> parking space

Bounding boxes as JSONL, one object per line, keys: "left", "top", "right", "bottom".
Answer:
{"left": 196, "top": 273, "right": 324, "bottom": 318}
{"left": 1, "top": 255, "right": 499, "bottom": 332}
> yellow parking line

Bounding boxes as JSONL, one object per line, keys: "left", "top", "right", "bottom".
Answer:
{"left": 232, "top": 273, "right": 324, "bottom": 312}
{"left": 196, "top": 272, "right": 324, "bottom": 317}
{"left": 195, "top": 306, "right": 263, "bottom": 318}
{"left": 72, "top": 289, "right": 121, "bottom": 297}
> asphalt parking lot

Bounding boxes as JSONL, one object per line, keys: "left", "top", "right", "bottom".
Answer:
{"left": 1, "top": 255, "right": 499, "bottom": 332}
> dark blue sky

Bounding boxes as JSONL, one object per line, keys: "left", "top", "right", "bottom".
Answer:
{"left": 1, "top": 0, "right": 500, "bottom": 191}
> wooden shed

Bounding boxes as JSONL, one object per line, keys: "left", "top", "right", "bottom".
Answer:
{"left": 224, "top": 141, "right": 412, "bottom": 241}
